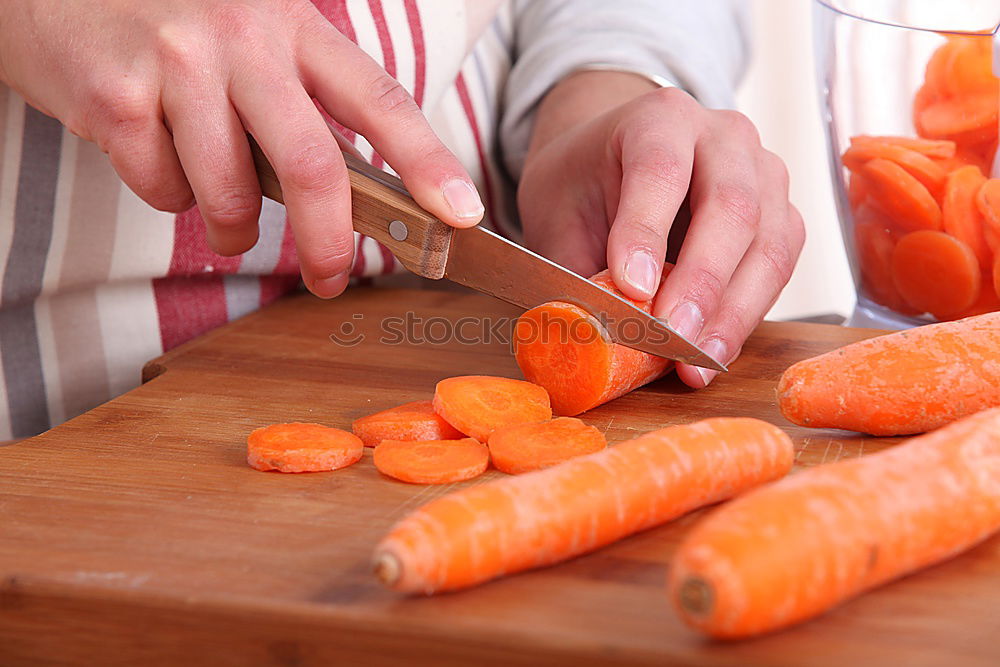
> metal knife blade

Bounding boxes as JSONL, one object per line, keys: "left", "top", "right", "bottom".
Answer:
{"left": 444, "top": 226, "right": 726, "bottom": 372}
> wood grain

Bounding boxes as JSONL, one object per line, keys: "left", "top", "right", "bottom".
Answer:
{"left": 1, "top": 287, "right": 998, "bottom": 666}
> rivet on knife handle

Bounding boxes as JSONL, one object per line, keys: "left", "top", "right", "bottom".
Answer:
{"left": 248, "top": 136, "right": 453, "bottom": 280}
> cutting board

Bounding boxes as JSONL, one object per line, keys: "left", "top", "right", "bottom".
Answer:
{"left": 1, "top": 287, "right": 998, "bottom": 666}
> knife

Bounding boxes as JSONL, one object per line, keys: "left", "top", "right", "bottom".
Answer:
{"left": 249, "top": 140, "right": 725, "bottom": 371}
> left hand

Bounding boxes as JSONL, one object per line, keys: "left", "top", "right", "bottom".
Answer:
{"left": 518, "top": 73, "right": 805, "bottom": 388}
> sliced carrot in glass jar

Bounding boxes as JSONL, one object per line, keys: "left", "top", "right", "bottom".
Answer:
{"left": 891, "top": 230, "right": 981, "bottom": 320}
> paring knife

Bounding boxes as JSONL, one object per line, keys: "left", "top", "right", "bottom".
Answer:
{"left": 249, "top": 140, "right": 725, "bottom": 372}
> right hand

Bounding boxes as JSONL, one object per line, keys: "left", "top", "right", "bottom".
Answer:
{"left": 0, "top": 0, "right": 484, "bottom": 297}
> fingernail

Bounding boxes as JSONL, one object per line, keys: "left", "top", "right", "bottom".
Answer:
{"left": 696, "top": 337, "right": 727, "bottom": 387}
{"left": 623, "top": 250, "right": 657, "bottom": 298}
{"left": 312, "top": 271, "right": 350, "bottom": 299}
{"left": 668, "top": 301, "right": 704, "bottom": 342}
{"left": 442, "top": 179, "right": 485, "bottom": 222}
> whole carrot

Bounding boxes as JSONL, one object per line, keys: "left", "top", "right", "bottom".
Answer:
{"left": 778, "top": 311, "right": 1000, "bottom": 435}
{"left": 670, "top": 407, "right": 1000, "bottom": 639}
{"left": 373, "top": 418, "right": 793, "bottom": 594}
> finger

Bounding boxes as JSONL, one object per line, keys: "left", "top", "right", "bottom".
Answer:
{"left": 605, "top": 102, "right": 698, "bottom": 301}
{"left": 231, "top": 66, "right": 354, "bottom": 298}
{"left": 676, "top": 201, "right": 805, "bottom": 389}
{"left": 162, "top": 88, "right": 261, "bottom": 256}
{"left": 652, "top": 110, "right": 765, "bottom": 344}
{"left": 296, "top": 21, "right": 484, "bottom": 227}
{"left": 98, "top": 102, "right": 194, "bottom": 213}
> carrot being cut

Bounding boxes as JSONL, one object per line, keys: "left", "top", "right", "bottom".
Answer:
{"left": 487, "top": 417, "right": 607, "bottom": 474}
{"left": 247, "top": 422, "right": 364, "bottom": 473}
{"left": 352, "top": 400, "right": 463, "bottom": 448}
{"left": 942, "top": 166, "right": 991, "bottom": 270}
{"left": 670, "top": 407, "right": 1000, "bottom": 640}
{"left": 373, "top": 418, "right": 793, "bottom": 594}
{"left": 850, "top": 135, "right": 955, "bottom": 159}
{"left": 432, "top": 376, "right": 551, "bottom": 442}
{"left": 373, "top": 438, "right": 488, "bottom": 485}
{"left": 513, "top": 268, "right": 674, "bottom": 416}
{"left": 890, "top": 230, "right": 981, "bottom": 319}
{"left": 861, "top": 158, "right": 941, "bottom": 232}
{"left": 778, "top": 311, "right": 1000, "bottom": 435}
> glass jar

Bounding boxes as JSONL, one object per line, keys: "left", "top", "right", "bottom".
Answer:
{"left": 814, "top": 0, "right": 999, "bottom": 328}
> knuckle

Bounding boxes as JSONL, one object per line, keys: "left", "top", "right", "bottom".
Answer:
{"left": 155, "top": 23, "right": 202, "bottom": 76}
{"left": 199, "top": 184, "right": 260, "bottom": 228}
{"left": 365, "top": 75, "right": 419, "bottom": 118}
{"left": 143, "top": 182, "right": 195, "bottom": 213}
{"left": 630, "top": 148, "right": 689, "bottom": 198}
{"left": 86, "top": 84, "right": 151, "bottom": 141}
{"left": 764, "top": 150, "right": 790, "bottom": 190}
{"left": 718, "top": 109, "right": 760, "bottom": 143}
{"left": 648, "top": 85, "right": 695, "bottom": 110}
{"left": 310, "top": 238, "right": 355, "bottom": 276}
{"left": 714, "top": 183, "right": 761, "bottom": 236}
{"left": 206, "top": 3, "right": 263, "bottom": 43}
{"left": 758, "top": 238, "right": 798, "bottom": 285}
{"left": 686, "top": 265, "right": 727, "bottom": 308}
{"left": 280, "top": 141, "right": 343, "bottom": 192}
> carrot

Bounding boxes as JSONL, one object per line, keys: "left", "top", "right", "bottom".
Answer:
{"left": 977, "top": 178, "right": 1000, "bottom": 253}
{"left": 373, "top": 417, "right": 793, "bottom": 594}
{"left": 995, "top": 256, "right": 1000, "bottom": 304}
{"left": 852, "top": 219, "right": 914, "bottom": 314}
{"left": 432, "top": 376, "right": 551, "bottom": 442}
{"left": 247, "top": 422, "right": 364, "bottom": 473}
{"left": 373, "top": 438, "right": 489, "bottom": 485}
{"left": 850, "top": 135, "right": 955, "bottom": 159}
{"left": 940, "top": 34, "right": 998, "bottom": 98}
{"left": 486, "top": 417, "right": 607, "bottom": 474}
{"left": 842, "top": 142, "right": 947, "bottom": 197}
{"left": 917, "top": 93, "right": 998, "bottom": 147}
{"left": 942, "top": 165, "right": 992, "bottom": 270}
{"left": 669, "top": 407, "right": 1000, "bottom": 640}
{"left": 954, "top": 279, "right": 1000, "bottom": 318}
{"left": 352, "top": 400, "right": 463, "bottom": 448}
{"left": 778, "top": 311, "right": 1000, "bottom": 435}
{"left": 847, "top": 173, "right": 869, "bottom": 208}
{"left": 514, "top": 268, "right": 674, "bottom": 416}
{"left": 861, "top": 158, "right": 941, "bottom": 232}
{"left": 890, "top": 230, "right": 981, "bottom": 319}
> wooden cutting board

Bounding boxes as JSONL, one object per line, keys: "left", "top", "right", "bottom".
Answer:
{"left": 1, "top": 287, "right": 998, "bottom": 666}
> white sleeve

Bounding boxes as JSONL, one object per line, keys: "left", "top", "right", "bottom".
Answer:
{"left": 501, "top": 0, "right": 751, "bottom": 180}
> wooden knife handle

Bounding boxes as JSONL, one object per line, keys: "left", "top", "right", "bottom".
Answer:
{"left": 249, "top": 137, "right": 452, "bottom": 279}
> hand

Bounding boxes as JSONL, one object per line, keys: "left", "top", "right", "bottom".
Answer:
{"left": 0, "top": 0, "right": 484, "bottom": 297}
{"left": 519, "top": 72, "right": 805, "bottom": 388}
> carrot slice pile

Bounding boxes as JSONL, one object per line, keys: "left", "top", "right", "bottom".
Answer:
{"left": 917, "top": 92, "right": 999, "bottom": 146}
{"left": 778, "top": 311, "right": 1000, "bottom": 435}
{"left": 861, "top": 158, "right": 941, "bottom": 232}
{"left": 977, "top": 179, "right": 1000, "bottom": 253}
{"left": 247, "top": 422, "right": 364, "bottom": 473}
{"left": 432, "top": 376, "right": 551, "bottom": 442}
{"left": 850, "top": 135, "right": 956, "bottom": 159}
{"left": 352, "top": 400, "right": 463, "bottom": 448}
{"left": 842, "top": 142, "right": 947, "bottom": 197}
{"left": 487, "top": 417, "right": 607, "bottom": 474}
{"left": 852, "top": 215, "right": 913, "bottom": 314}
{"left": 890, "top": 230, "right": 981, "bottom": 319}
{"left": 373, "top": 438, "right": 489, "bottom": 485}
{"left": 670, "top": 407, "right": 1000, "bottom": 640}
{"left": 942, "top": 166, "right": 991, "bottom": 270}
{"left": 514, "top": 268, "right": 674, "bottom": 416}
{"left": 374, "top": 417, "right": 793, "bottom": 594}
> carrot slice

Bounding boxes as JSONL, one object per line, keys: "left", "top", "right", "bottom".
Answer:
{"left": 917, "top": 92, "right": 998, "bottom": 146}
{"left": 432, "top": 376, "right": 551, "bottom": 442}
{"left": 373, "top": 438, "right": 488, "bottom": 485}
{"left": 890, "top": 230, "right": 981, "bottom": 319}
{"left": 352, "top": 400, "right": 463, "bottom": 448}
{"left": 514, "top": 268, "right": 674, "bottom": 416}
{"left": 842, "top": 142, "right": 947, "bottom": 197}
{"left": 847, "top": 173, "right": 869, "bottom": 208}
{"left": 850, "top": 135, "right": 955, "bottom": 159}
{"left": 995, "top": 256, "right": 1000, "bottom": 303}
{"left": 374, "top": 417, "right": 794, "bottom": 594}
{"left": 941, "top": 34, "right": 998, "bottom": 98}
{"left": 247, "top": 423, "right": 364, "bottom": 473}
{"left": 487, "top": 417, "right": 607, "bottom": 474}
{"left": 977, "top": 178, "right": 1000, "bottom": 254}
{"left": 778, "top": 311, "right": 1000, "bottom": 435}
{"left": 852, "top": 218, "right": 915, "bottom": 314}
{"left": 670, "top": 408, "right": 1000, "bottom": 640}
{"left": 953, "top": 279, "right": 999, "bottom": 318}
{"left": 861, "top": 159, "right": 941, "bottom": 232}
{"left": 942, "top": 165, "right": 991, "bottom": 270}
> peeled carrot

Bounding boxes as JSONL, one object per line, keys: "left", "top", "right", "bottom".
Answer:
{"left": 513, "top": 268, "right": 674, "bottom": 416}
{"left": 890, "top": 230, "right": 981, "bottom": 319}
{"left": 373, "top": 417, "right": 793, "bottom": 594}
{"left": 670, "top": 407, "right": 1000, "bottom": 640}
{"left": 842, "top": 142, "right": 947, "bottom": 197}
{"left": 247, "top": 422, "right": 364, "bottom": 473}
{"left": 778, "top": 311, "right": 1000, "bottom": 435}
{"left": 352, "top": 400, "right": 463, "bottom": 448}
{"left": 942, "top": 165, "right": 991, "bottom": 270}
{"left": 487, "top": 417, "right": 607, "bottom": 474}
{"left": 373, "top": 438, "right": 489, "bottom": 485}
{"left": 861, "top": 158, "right": 941, "bottom": 232}
{"left": 432, "top": 376, "right": 551, "bottom": 442}
{"left": 850, "top": 135, "right": 955, "bottom": 159}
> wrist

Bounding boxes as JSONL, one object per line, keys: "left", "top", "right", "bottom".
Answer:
{"left": 526, "top": 70, "right": 660, "bottom": 160}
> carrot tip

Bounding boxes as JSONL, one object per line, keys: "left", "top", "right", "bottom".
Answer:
{"left": 678, "top": 577, "right": 715, "bottom": 617}
{"left": 373, "top": 551, "right": 401, "bottom": 587}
